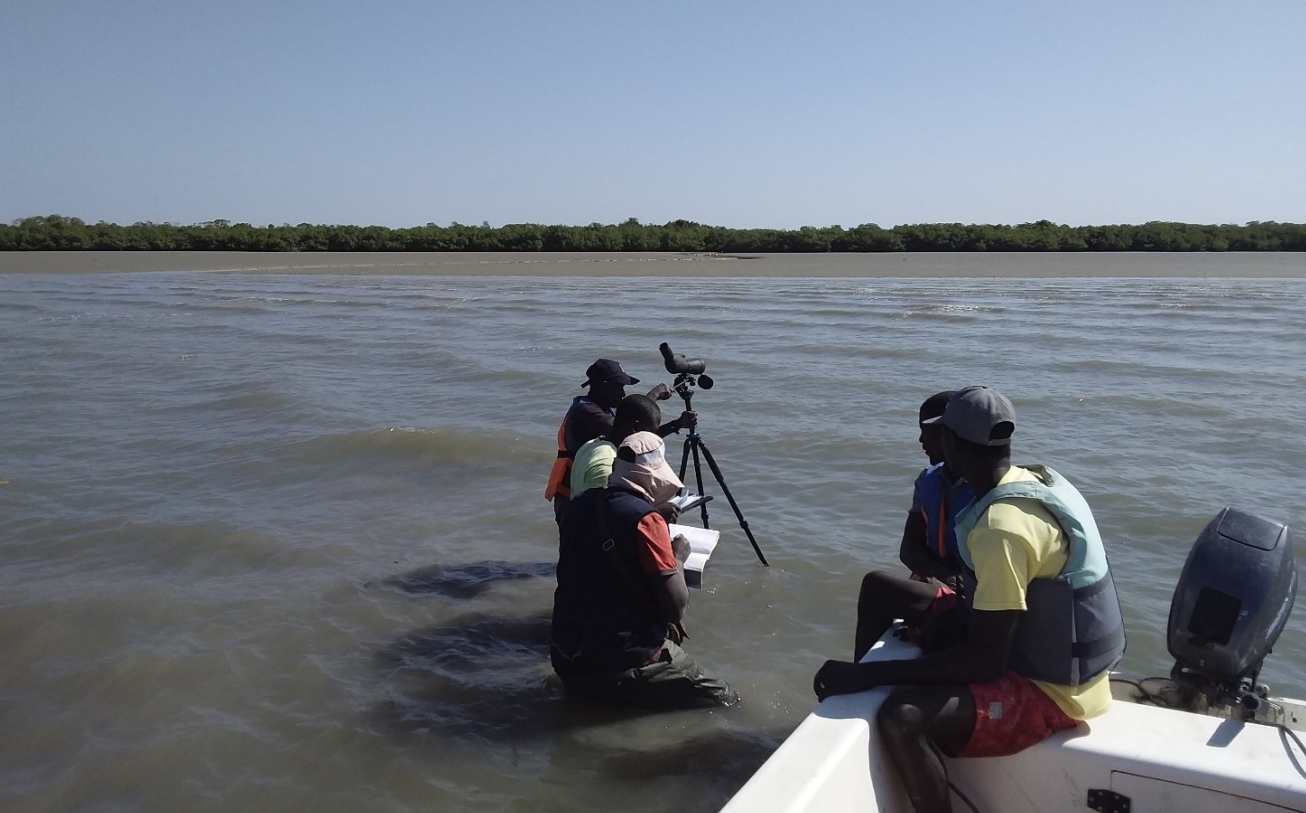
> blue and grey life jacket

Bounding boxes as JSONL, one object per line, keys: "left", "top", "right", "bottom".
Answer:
{"left": 954, "top": 465, "right": 1127, "bottom": 687}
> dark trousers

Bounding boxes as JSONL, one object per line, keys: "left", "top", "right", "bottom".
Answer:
{"left": 556, "top": 642, "right": 738, "bottom": 710}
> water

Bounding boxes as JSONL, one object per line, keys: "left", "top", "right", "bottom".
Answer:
{"left": 2, "top": 254, "right": 1305, "bottom": 813}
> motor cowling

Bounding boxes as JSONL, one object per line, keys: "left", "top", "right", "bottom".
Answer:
{"left": 1167, "top": 507, "right": 1296, "bottom": 694}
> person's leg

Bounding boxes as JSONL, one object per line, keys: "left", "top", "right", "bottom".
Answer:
{"left": 564, "top": 643, "right": 737, "bottom": 710}
{"left": 552, "top": 494, "right": 570, "bottom": 527}
{"left": 623, "top": 642, "right": 738, "bottom": 709}
{"left": 876, "top": 685, "right": 976, "bottom": 813}
{"left": 954, "top": 673, "right": 1078, "bottom": 759}
{"left": 854, "top": 571, "right": 941, "bottom": 661}
{"left": 878, "top": 674, "right": 1081, "bottom": 813}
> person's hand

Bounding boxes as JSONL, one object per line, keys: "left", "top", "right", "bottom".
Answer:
{"left": 671, "top": 533, "right": 691, "bottom": 563}
{"left": 654, "top": 502, "right": 681, "bottom": 525}
{"left": 647, "top": 383, "right": 673, "bottom": 401}
{"left": 677, "top": 410, "right": 697, "bottom": 431}
{"left": 813, "top": 660, "right": 870, "bottom": 701}
{"left": 667, "top": 621, "right": 688, "bottom": 644}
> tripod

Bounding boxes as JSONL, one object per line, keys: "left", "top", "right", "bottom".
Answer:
{"left": 673, "top": 381, "right": 769, "bottom": 566}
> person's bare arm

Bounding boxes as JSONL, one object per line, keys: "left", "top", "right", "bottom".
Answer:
{"left": 899, "top": 511, "right": 958, "bottom": 584}
{"left": 652, "top": 501, "right": 681, "bottom": 524}
{"left": 898, "top": 511, "right": 933, "bottom": 573}
{"left": 648, "top": 570, "right": 690, "bottom": 624}
{"left": 657, "top": 411, "right": 696, "bottom": 437}
{"left": 647, "top": 534, "right": 691, "bottom": 640}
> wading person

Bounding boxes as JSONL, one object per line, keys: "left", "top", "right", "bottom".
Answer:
{"left": 544, "top": 358, "right": 693, "bottom": 526}
{"left": 852, "top": 391, "right": 974, "bottom": 660}
{"left": 813, "top": 386, "right": 1126, "bottom": 813}
{"left": 551, "top": 431, "right": 736, "bottom": 709}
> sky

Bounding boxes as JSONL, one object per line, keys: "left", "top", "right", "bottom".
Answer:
{"left": 2, "top": 1, "right": 1303, "bottom": 229}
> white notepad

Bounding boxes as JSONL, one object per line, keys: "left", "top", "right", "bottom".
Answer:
{"left": 669, "top": 491, "right": 712, "bottom": 513}
{"left": 667, "top": 522, "right": 720, "bottom": 590}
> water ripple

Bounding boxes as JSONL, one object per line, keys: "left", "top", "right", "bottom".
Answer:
{"left": 1, "top": 264, "right": 1304, "bottom": 813}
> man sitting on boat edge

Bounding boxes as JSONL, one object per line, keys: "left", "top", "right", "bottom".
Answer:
{"left": 813, "top": 385, "right": 1127, "bottom": 813}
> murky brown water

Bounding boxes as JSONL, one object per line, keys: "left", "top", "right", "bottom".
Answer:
{"left": 2, "top": 253, "right": 1304, "bottom": 812}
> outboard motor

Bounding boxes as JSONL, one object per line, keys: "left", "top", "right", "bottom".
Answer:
{"left": 1168, "top": 507, "right": 1296, "bottom": 717}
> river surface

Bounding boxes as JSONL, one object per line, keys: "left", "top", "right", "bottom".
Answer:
{"left": 2, "top": 253, "right": 1304, "bottom": 813}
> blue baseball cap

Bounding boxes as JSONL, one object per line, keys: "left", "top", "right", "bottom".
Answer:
{"left": 582, "top": 358, "right": 638, "bottom": 387}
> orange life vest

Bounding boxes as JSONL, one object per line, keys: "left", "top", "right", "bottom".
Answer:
{"left": 545, "top": 414, "right": 574, "bottom": 502}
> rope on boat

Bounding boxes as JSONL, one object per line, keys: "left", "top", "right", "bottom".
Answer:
{"left": 948, "top": 781, "right": 982, "bottom": 813}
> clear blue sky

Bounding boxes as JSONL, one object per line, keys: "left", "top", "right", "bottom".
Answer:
{"left": 2, "top": 1, "right": 1303, "bottom": 229}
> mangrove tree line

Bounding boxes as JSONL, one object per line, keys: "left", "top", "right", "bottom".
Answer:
{"left": 3, "top": 215, "right": 1304, "bottom": 252}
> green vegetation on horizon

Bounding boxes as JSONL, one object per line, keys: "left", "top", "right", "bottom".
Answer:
{"left": 4, "top": 215, "right": 1305, "bottom": 253}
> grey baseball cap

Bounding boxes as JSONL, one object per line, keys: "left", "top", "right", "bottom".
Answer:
{"left": 921, "top": 385, "right": 1016, "bottom": 446}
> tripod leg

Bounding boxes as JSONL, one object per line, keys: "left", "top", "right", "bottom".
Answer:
{"left": 688, "top": 436, "right": 709, "bottom": 527}
{"left": 678, "top": 434, "right": 709, "bottom": 526}
{"left": 694, "top": 437, "right": 769, "bottom": 566}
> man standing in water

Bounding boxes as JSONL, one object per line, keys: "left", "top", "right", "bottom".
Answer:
{"left": 852, "top": 391, "right": 974, "bottom": 660}
{"left": 814, "top": 386, "right": 1126, "bottom": 813}
{"left": 551, "top": 431, "right": 736, "bottom": 709}
{"left": 545, "top": 358, "right": 694, "bottom": 525}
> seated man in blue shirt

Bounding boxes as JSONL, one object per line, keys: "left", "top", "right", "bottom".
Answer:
{"left": 853, "top": 391, "right": 974, "bottom": 660}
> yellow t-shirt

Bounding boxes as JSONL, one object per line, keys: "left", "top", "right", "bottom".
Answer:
{"left": 967, "top": 465, "right": 1112, "bottom": 720}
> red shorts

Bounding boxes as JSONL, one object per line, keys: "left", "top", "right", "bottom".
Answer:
{"left": 956, "top": 671, "right": 1078, "bottom": 758}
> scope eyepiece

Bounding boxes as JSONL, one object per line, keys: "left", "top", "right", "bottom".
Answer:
{"left": 659, "top": 342, "right": 707, "bottom": 375}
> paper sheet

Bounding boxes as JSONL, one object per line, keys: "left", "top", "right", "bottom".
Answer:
{"left": 667, "top": 522, "right": 720, "bottom": 590}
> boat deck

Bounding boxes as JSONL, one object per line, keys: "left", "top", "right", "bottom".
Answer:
{"left": 721, "top": 635, "right": 1306, "bottom": 813}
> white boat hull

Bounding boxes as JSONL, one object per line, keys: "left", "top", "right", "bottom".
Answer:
{"left": 722, "top": 635, "right": 1306, "bottom": 813}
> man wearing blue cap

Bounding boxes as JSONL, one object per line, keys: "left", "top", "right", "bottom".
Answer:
{"left": 814, "top": 385, "right": 1126, "bottom": 813}
{"left": 545, "top": 358, "right": 695, "bottom": 526}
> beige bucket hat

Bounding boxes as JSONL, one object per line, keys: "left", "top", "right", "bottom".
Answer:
{"left": 609, "top": 431, "right": 683, "bottom": 503}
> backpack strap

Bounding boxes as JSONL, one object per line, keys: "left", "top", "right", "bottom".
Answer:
{"left": 596, "top": 495, "right": 653, "bottom": 601}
